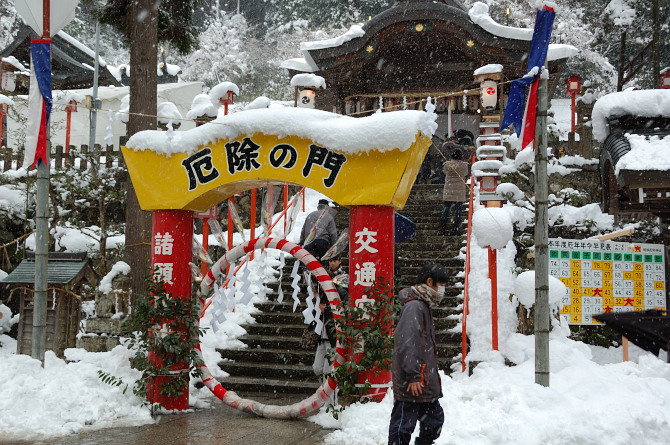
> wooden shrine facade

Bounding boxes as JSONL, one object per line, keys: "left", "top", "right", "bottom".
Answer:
{"left": 287, "top": 0, "right": 569, "bottom": 121}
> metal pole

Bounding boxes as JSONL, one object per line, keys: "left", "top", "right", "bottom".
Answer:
{"left": 33, "top": 149, "right": 49, "bottom": 363}
{"left": 534, "top": 71, "right": 550, "bottom": 387}
{"left": 88, "top": 21, "right": 100, "bottom": 151}
{"left": 33, "top": 0, "right": 51, "bottom": 364}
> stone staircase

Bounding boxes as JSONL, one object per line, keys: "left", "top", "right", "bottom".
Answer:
{"left": 215, "top": 183, "right": 466, "bottom": 395}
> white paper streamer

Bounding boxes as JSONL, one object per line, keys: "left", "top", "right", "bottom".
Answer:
{"left": 238, "top": 261, "right": 254, "bottom": 306}
{"left": 257, "top": 250, "right": 268, "bottom": 300}
{"left": 277, "top": 252, "right": 285, "bottom": 303}
{"left": 290, "top": 259, "right": 301, "bottom": 312}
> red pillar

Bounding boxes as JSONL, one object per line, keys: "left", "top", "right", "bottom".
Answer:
{"left": 570, "top": 92, "right": 576, "bottom": 133}
{"left": 488, "top": 248, "right": 498, "bottom": 351}
{"left": 250, "top": 188, "right": 257, "bottom": 260}
{"left": 150, "top": 209, "right": 194, "bottom": 410}
{"left": 283, "top": 184, "right": 288, "bottom": 233}
{"left": 200, "top": 217, "right": 210, "bottom": 276}
{"left": 348, "top": 205, "right": 395, "bottom": 400}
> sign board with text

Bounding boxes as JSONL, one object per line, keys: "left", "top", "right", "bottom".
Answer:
{"left": 122, "top": 132, "right": 431, "bottom": 212}
{"left": 549, "top": 238, "right": 666, "bottom": 325}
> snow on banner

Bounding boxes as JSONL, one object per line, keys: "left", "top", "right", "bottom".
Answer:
{"left": 24, "top": 39, "right": 52, "bottom": 169}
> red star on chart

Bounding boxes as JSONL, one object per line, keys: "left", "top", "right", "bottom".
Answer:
{"left": 604, "top": 306, "right": 613, "bottom": 313}
{"left": 592, "top": 288, "right": 603, "bottom": 297}
{"left": 623, "top": 298, "right": 634, "bottom": 306}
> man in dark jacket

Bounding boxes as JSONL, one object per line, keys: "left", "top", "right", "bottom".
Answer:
{"left": 299, "top": 199, "right": 338, "bottom": 264}
{"left": 388, "top": 263, "right": 448, "bottom": 445}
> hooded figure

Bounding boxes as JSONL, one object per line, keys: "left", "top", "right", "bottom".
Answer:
{"left": 388, "top": 263, "right": 448, "bottom": 445}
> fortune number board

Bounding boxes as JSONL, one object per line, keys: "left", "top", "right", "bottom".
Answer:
{"left": 548, "top": 238, "right": 667, "bottom": 325}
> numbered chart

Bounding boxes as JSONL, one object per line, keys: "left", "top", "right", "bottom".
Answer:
{"left": 548, "top": 239, "right": 667, "bottom": 325}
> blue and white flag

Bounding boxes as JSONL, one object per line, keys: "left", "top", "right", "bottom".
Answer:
{"left": 24, "top": 39, "right": 52, "bottom": 169}
{"left": 500, "top": 5, "right": 556, "bottom": 150}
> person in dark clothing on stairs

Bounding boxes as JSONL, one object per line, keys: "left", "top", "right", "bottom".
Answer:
{"left": 437, "top": 148, "right": 469, "bottom": 236}
{"left": 299, "top": 199, "right": 338, "bottom": 265}
{"left": 388, "top": 263, "right": 448, "bottom": 445}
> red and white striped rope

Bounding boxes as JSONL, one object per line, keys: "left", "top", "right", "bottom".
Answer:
{"left": 196, "top": 236, "right": 345, "bottom": 419}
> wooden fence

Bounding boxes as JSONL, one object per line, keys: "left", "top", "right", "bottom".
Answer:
{"left": 0, "top": 142, "right": 127, "bottom": 172}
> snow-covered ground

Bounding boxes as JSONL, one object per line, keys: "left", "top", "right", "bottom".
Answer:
{"left": 2, "top": 185, "right": 670, "bottom": 444}
{"left": 2, "top": 95, "right": 670, "bottom": 444}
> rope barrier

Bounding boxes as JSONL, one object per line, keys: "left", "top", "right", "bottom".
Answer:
{"left": 7, "top": 286, "right": 83, "bottom": 303}
{"left": 2, "top": 79, "right": 513, "bottom": 127}
{"left": 343, "top": 78, "right": 515, "bottom": 117}
{"left": 0, "top": 231, "right": 34, "bottom": 270}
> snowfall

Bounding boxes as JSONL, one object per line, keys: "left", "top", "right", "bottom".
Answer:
{"left": 2, "top": 85, "right": 670, "bottom": 445}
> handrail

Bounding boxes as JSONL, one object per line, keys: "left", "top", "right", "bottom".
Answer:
{"left": 462, "top": 156, "right": 476, "bottom": 372}
{"left": 199, "top": 187, "right": 306, "bottom": 317}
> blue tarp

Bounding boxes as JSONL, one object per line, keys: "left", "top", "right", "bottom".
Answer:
{"left": 395, "top": 212, "right": 415, "bottom": 243}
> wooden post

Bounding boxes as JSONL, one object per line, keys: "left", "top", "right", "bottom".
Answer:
{"left": 623, "top": 336, "right": 629, "bottom": 362}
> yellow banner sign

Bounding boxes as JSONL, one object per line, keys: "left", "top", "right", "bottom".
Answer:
{"left": 122, "top": 132, "right": 431, "bottom": 211}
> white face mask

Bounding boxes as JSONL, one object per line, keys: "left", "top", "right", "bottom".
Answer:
{"left": 436, "top": 285, "right": 446, "bottom": 298}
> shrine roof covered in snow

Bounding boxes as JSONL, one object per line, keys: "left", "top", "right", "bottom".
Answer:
{"left": 283, "top": 0, "right": 577, "bottom": 113}
{"left": 595, "top": 89, "right": 670, "bottom": 220}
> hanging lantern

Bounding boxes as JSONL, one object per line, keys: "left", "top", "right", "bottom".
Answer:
{"left": 480, "top": 79, "right": 498, "bottom": 112}
{"left": 298, "top": 87, "right": 316, "bottom": 109}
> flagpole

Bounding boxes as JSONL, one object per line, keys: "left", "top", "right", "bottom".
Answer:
{"left": 534, "top": 68, "right": 549, "bottom": 387}
{"left": 33, "top": 0, "right": 51, "bottom": 364}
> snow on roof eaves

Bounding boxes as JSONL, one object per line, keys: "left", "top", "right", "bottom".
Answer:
{"left": 280, "top": 58, "right": 315, "bottom": 73}
{"left": 474, "top": 64, "right": 503, "bottom": 76}
{"left": 57, "top": 30, "right": 107, "bottom": 68}
{"left": 126, "top": 107, "right": 437, "bottom": 156}
{"left": 615, "top": 133, "right": 670, "bottom": 174}
{"left": 547, "top": 44, "right": 578, "bottom": 62}
{"left": 290, "top": 74, "right": 326, "bottom": 89}
{"left": 468, "top": 2, "right": 577, "bottom": 61}
{"left": 299, "top": 25, "right": 365, "bottom": 51}
{"left": 1, "top": 56, "right": 26, "bottom": 71}
{"left": 592, "top": 89, "right": 670, "bottom": 142}
{"left": 469, "top": 2, "right": 534, "bottom": 41}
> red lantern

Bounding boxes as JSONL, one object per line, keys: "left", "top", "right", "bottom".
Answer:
{"left": 218, "top": 90, "right": 235, "bottom": 116}
{"left": 661, "top": 70, "right": 670, "bottom": 90}
{"left": 480, "top": 175, "right": 498, "bottom": 193}
{"left": 565, "top": 74, "right": 582, "bottom": 94}
{"left": 565, "top": 75, "right": 582, "bottom": 133}
{"left": 64, "top": 100, "right": 78, "bottom": 160}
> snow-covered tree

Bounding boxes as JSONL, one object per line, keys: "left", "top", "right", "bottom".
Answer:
{"left": 181, "top": 13, "right": 254, "bottom": 91}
